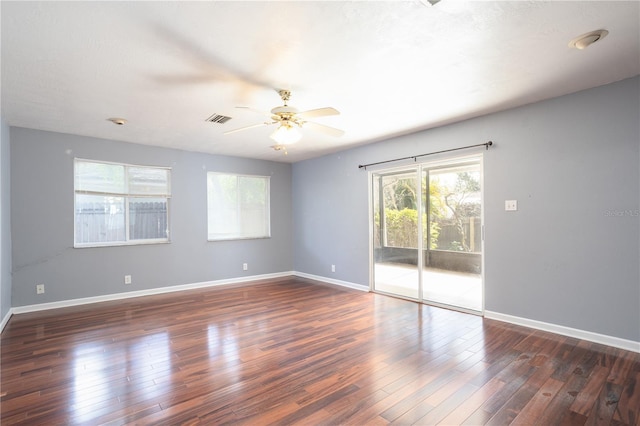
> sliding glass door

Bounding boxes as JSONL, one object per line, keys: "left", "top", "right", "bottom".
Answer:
{"left": 372, "top": 169, "right": 421, "bottom": 299}
{"left": 371, "top": 157, "right": 483, "bottom": 313}
{"left": 422, "top": 163, "right": 482, "bottom": 311}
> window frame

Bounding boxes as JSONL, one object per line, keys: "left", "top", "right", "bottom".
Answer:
{"left": 207, "top": 172, "right": 271, "bottom": 241}
{"left": 74, "top": 158, "right": 172, "bottom": 248}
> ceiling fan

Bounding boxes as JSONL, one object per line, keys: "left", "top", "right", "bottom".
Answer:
{"left": 224, "top": 90, "right": 344, "bottom": 153}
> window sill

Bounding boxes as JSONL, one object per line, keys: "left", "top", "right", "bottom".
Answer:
{"left": 74, "top": 239, "right": 171, "bottom": 249}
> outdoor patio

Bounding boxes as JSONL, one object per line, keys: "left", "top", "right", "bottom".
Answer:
{"left": 374, "top": 262, "right": 482, "bottom": 312}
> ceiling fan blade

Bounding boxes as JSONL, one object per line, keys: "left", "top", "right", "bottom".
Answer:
{"left": 223, "top": 122, "right": 270, "bottom": 135}
{"left": 296, "top": 107, "right": 340, "bottom": 120}
{"left": 303, "top": 121, "right": 345, "bottom": 137}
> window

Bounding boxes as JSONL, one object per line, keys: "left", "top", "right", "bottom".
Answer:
{"left": 207, "top": 173, "right": 270, "bottom": 241}
{"left": 74, "top": 159, "right": 171, "bottom": 247}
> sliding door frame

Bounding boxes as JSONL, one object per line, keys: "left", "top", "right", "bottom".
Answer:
{"left": 368, "top": 153, "right": 485, "bottom": 315}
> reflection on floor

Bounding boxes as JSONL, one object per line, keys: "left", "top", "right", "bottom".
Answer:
{"left": 374, "top": 262, "right": 482, "bottom": 311}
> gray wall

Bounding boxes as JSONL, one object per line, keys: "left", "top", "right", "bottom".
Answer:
{"left": 1, "top": 118, "right": 12, "bottom": 321}
{"left": 7, "top": 78, "right": 640, "bottom": 342}
{"left": 11, "top": 128, "right": 293, "bottom": 306}
{"left": 293, "top": 76, "right": 640, "bottom": 342}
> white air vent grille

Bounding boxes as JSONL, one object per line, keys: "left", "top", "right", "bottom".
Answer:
{"left": 206, "top": 114, "right": 232, "bottom": 124}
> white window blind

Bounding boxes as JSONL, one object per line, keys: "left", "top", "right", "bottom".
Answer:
{"left": 207, "top": 173, "right": 270, "bottom": 241}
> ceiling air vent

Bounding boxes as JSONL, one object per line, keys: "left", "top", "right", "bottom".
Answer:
{"left": 205, "top": 114, "right": 232, "bottom": 124}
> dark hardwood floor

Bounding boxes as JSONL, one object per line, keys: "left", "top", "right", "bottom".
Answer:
{"left": 1, "top": 277, "right": 639, "bottom": 425}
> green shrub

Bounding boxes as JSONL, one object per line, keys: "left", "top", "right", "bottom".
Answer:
{"left": 379, "top": 208, "right": 439, "bottom": 249}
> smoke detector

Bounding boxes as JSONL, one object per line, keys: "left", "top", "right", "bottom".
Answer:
{"left": 568, "top": 30, "right": 609, "bottom": 50}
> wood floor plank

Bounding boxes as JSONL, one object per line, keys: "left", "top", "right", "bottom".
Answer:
{"left": 415, "top": 382, "right": 479, "bottom": 425}
{"left": 437, "top": 377, "right": 506, "bottom": 425}
{"left": 423, "top": 359, "right": 488, "bottom": 407}
{"left": 534, "top": 365, "right": 594, "bottom": 425}
{"left": 570, "top": 364, "right": 611, "bottom": 416}
{"left": 322, "top": 388, "right": 390, "bottom": 423}
{"left": 2, "top": 277, "right": 638, "bottom": 425}
{"left": 584, "top": 381, "right": 623, "bottom": 426}
{"left": 612, "top": 371, "right": 640, "bottom": 425}
{"left": 511, "top": 376, "right": 564, "bottom": 425}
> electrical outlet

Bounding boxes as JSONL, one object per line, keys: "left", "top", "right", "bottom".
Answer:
{"left": 124, "top": 275, "right": 132, "bottom": 285}
{"left": 243, "top": 263, "right": 248, "bottom": 271}
{"left": 36, "top": 284, "right": 45, "bottom": 294}
{"left": 331, "top": 264, "right": 336, "bottom": 273}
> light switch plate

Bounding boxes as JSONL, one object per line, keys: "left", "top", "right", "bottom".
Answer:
{"left": 505, "top": 200, "right": 518, "bottom": 211}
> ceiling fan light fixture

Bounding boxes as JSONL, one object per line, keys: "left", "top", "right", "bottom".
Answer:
{"left": 227, "top": 89, "right": 342, "bottom": 149}
{"left": 270, "top": 123, "right": 301, "bottom": 145}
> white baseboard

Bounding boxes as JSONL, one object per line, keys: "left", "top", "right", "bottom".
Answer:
{"left": 9, "top": 276, "right": 636, "bottom": 355}
{"left": 485, "top": 311, "right": 640, "bottom": 354}
{"left": 7, "top": 271, "right": 365, "bottom": 318}
{"left": 294, "top": 271, "right": 369, "bottom": 292}
{"left": 0, "top": 308, "right": 13, "bottom": 333}
{"left": 11, "top": 271, "right": 295, "bottom": 315}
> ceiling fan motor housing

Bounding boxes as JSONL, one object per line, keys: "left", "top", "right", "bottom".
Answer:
{"left": 271, "top": 106, "right": 299, "bottom": 115}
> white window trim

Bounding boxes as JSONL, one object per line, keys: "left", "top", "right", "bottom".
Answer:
{"left": 74, "top": 158, "right": 172, "bottom": 248}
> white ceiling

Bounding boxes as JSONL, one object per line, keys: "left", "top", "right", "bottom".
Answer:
{"left": 2, "top": 1, "right": 639, "bottom": 163}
